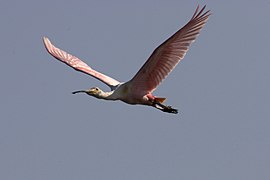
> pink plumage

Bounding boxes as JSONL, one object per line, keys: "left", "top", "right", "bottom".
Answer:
{"left": 129, "top": 5, "right": 210, "bottom": 95}
{"left": 43, "top": 37, "right": 120, "bottom": 89}
{"left": 43, "top": 5, "right": 211, "bottom": 114}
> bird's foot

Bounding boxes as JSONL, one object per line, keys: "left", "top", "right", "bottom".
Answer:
{"left": 161, "top": 106, "right": 178, "bottom": 114}
{"left": 153, "top": 102, "right": 178, "bottom": 114}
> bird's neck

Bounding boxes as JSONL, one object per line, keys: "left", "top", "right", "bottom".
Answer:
{"left": 98, "top": 91, "right": 115, "bottom": 100}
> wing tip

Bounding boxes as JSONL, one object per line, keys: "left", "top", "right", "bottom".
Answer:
{"left": 42, "top": 36, "right": 49, "bottom": 44}
{"left": 191, "top": 4, "right": 211, "bottom": 20}
{"left": 42, "top": 36, "right": 52, "bottom": 52}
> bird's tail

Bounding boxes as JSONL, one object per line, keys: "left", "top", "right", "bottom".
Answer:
{"left": 154, "top": 97, "right": 166, "bottom": 104}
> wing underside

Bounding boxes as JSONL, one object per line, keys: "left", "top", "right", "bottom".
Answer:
{"left": 43, "top": 37, "right": 120, "bottom": 90}
{"left": 128, "top": 5, "right": 211, "bottom": 95}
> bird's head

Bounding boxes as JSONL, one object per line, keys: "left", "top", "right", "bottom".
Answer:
{"left": 72, "top": 87, "right": 104, "bottom": 99}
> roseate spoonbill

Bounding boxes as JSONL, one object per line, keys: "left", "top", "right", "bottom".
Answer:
{"left": 43, "top": 5, "right": 210, "bottom": 114}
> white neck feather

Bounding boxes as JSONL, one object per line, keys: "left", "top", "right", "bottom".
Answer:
{"left": 98, "top": 91, "right": 115, "bottom": 100}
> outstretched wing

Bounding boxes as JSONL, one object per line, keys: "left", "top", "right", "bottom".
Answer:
{"left": 128, "top": 5, "right": 210, "bottom": 94}
{"left": 43, "top": 37, "right": 120, "bottom": 89}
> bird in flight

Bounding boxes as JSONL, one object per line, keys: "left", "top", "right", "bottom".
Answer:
{"left": 43, "top": 5, "right": 210, "bottom": 114}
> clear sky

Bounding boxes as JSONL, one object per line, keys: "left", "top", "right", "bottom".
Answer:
{"left": 1, "top": 0, "right": 270, "bottom": 179}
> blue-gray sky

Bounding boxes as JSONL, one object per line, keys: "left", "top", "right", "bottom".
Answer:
{"left": 1, "top": 0, "right": 270, "bottom": 179}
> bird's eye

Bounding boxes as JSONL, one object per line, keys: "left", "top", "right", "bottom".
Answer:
{"left": 95, "top": 88, "right": 98, "bottom": 91}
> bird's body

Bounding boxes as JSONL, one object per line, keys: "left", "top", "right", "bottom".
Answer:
{"left": 43, "top": 5, "right": 211, "bottom": 114}
{"left": 72, "top": 83, "right": 155, "bottom": 105}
